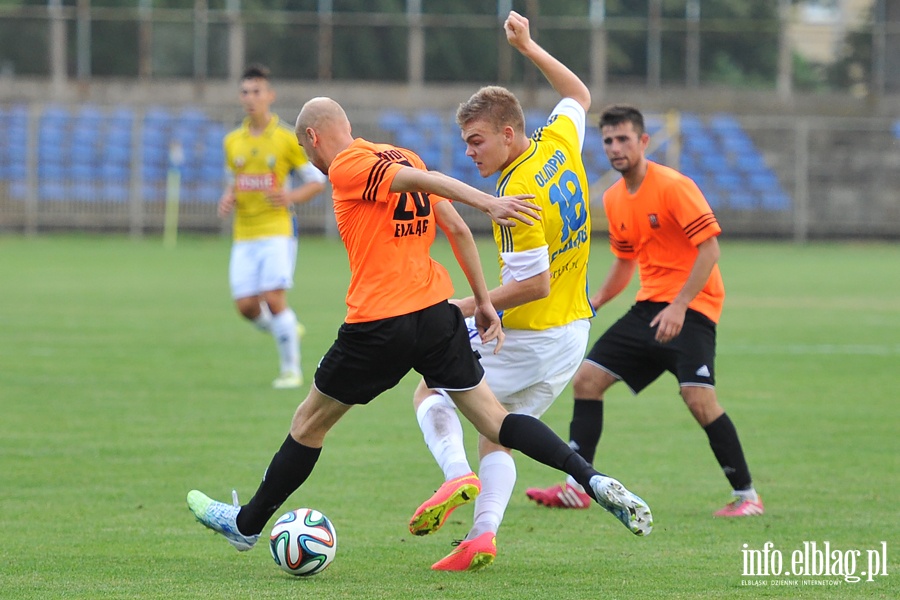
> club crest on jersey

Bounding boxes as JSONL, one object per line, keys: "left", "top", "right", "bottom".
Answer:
{"left": 267, "top": 155, "right": 276, "bottom": 168}
{"left": 235, "top": 156, "right": 246, "bottom": 168}
{"left": 648, "top": 213, "right": 660, "bottom": 229}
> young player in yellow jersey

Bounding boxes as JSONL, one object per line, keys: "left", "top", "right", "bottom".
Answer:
{"left": 218, "top": 64, "right": 326, "bottom": 389}
{"left": 407, "top": 12, "right": 643, "bottom": 572}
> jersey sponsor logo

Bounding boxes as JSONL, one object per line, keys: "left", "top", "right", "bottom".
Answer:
{"left": 533, "top": 149, "right": 567, "bottom": 188}
{"left": 550, "top": 229, "right": 588, "bottom": 263}
{"left": 235, "top": 172, "right": 276, "bottom": 191}
{"left": 550, "top": 256, "right": 583, "bottom": 279}
{"left": 648, "top": 213, "right": 660, "bottom": 229}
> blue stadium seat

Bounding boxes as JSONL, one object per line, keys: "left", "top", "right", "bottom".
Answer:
{"left": 39, "top": 180, "right": 67, "bottom": 201}
{"left": 103, "top": 147, "right": 131, "bottom": 167}
{"left": 378, "top": 110, "right": 408, "bottom": 134}
{"left": 101, "top": 162, "right": 130, "bottom": 181}
{"left": 102, "top": 181, "right": 130, "bottom": 203}
{"left": 679, "top": 112, "right": 707, "bottom": 134}
{"left": 178, "top": 107, "right": 208, "bottom": 128}
{"left": 9, "top": 179, "right": 28, "bottom": 200}
{"left": 713, "top": 171, "right": 744, "bottom": 193}
{"left": 682, "top": 134, "right": 717, "bottom": 156}
{"left": 200, "top": 163, "right": 224, "bottom": 183}
{"left": 71, "top": 180, "right": 96, "bottom": 202}
{"left": 525, "top": 110, "right": 547, "bottom": 135}
{"left": 727, "top": 190, "right": 757, "bottom": 210}
{"left": 71, "top": 163, "right": 97, "bottom": 180}
{"left": 709, "top": 113, "right": 742, "bottom": 134}
{"left": 41, "top": 104, "right": 70, "bottom": 126}
{"left": 193, "top": 185, "right": 221, "bottom": 204}
{"left": 109, "top": 106, "right": 134, "bottom": 129}
{"left": 39, "top": 163, "right": 66, "bottom": 179}
{"left": 761, "top": 190, "right": 792, "bottom": 211}
{"left": 142, "top": 181, "right": 163, "bottom": 201}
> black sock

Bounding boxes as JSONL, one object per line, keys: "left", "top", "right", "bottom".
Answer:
{"left": 704, "top": 413, "right": 752, "bottom": 491}
{"left": 569, "top": 399, "right": 604, "bottom": 464}
{"left": 499, "top": 413, "right": 600, "bottom": 495}
{"left": 236, "top": 434, "right": 321, "bottom": 536}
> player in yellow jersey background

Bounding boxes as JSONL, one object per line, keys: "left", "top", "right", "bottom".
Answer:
{"left": 407, "top": 12, "right": 647, "bottom": 572}
{"left": 218, "top": 64, "right": 326, "bottom": 389}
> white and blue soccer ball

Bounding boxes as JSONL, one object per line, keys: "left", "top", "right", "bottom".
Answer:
{"left": 269, "top": 508, "right": 337, "bottom": 576}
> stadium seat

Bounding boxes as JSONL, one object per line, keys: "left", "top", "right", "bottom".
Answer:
{"left": 727, "top": 190, "right": 757, "bottom": 210}
{"left": 713, "top": 171, "right": 744, "bottom": 193}
{"left": 193, "top": 185, "right": 221, "bottom": 204}
{"left": 39, "top": 180, "right": 67, "bottom": 202}
{"left": 679, "top": 112, "right": 707, "bottom": 134}
{"left": 102, "top": 181, "right": 130, "bottom": 203}
{"left": 9, "top": 179, "right": 28, "bottom": 200}
{"left": 378, "top": 110, "right": 408, "bottom": 134}
{"left": 101, "top": 162, "right": 130, "bottom": 181}
{"left": 109, "top": 106, "right": 134, "bottom": 129}
{"left": 761, "top": 190, "right": 792, "bottom": 211}
{"left": 708, "top": 113, "right": 742, "bottom": 134}
{"left": 525, "top": 110, "right": 546, "bottom": 135}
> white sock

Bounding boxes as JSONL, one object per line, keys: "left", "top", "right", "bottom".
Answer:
{"left": 416, "top": 393, "right": 471, "bottom": 481}
{"left": 735, "top": 488, "right": 759, "bottom": 502}
{"left": 469, "top": 451, "right": 516, "bottom": 539}
{"left": 270, "top": 308, "right": 300, "bottom": 375}
{"left": 565, "top": 475, "right": 585, "bottom": 492}
{"left": 252, "top": 302, "right": 273, "bottom": 333}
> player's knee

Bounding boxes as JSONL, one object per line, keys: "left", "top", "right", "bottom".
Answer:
{"left": 571, "top": 365, "right": 606, "bottom": 398}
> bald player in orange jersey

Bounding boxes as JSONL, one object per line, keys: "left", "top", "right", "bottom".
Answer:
{"left": 526, "top": 105, "right": 763, "bottom": 518}
{"left": 187, "top": 98, "right": 653, "bottom": 564}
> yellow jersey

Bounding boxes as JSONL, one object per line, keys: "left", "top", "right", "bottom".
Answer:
{"left": 223, "top": 114, "right": 315, "bottom": 240}
{"left": 494, "top": 101, "right": 594, "bottom": 330}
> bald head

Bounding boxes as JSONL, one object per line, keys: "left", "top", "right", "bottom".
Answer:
{"left": 295, "top": 97, "right": 349, "bottom": 134}
{"left": 294, "top": 97, "right": 354, "bottom": 175}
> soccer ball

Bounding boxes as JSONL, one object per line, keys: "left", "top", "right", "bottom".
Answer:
{"left": 269, "top": 508, "right": 337, "bottom": 576}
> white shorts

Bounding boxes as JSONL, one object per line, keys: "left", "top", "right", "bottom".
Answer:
{"left": 228, "top": 236, "right": 297, "bottom": 300}
{"left": 441, "top": 318, "right": 590, "bottom": 418}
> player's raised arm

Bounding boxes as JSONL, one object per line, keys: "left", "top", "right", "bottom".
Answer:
{"left": 504, "top": 10, "right": 591, "bottom": 112}
{"left": 389, "top": 166, "right": 540, "bottom": 227}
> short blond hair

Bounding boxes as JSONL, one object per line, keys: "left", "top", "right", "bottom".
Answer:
{"left": 455, "top": 85, "right": 525, "bottom": 135}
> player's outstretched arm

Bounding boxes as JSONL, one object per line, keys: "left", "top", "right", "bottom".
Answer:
{"left": 504, "top": 10, "right": 590, "bottom": 112}
{"left": 390, "top": 167, "right": 540, "bottom": 227}
{"left": 433, "top": 201, "right": 505, "bottom": 354}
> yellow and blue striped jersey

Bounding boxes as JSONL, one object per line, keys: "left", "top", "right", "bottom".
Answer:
{"left": 493, "top": 101, "right": 594, "bottom": 330}
{"left": 223, "top": 114, "right": 313, "bottom": 240}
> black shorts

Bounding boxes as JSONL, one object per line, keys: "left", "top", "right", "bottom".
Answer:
{"left": 314, "top": 300, "right": 485, "bottom": 405}
{"left": 585, "top": 301, "right": 717, "bottom": 394}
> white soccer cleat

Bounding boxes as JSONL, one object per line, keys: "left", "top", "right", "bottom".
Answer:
{"left": 187, "top": 489, "right": 260, "bottom": 551}
{"left": 589, "top": 475, "right": 653, "bottom": 536}
{"left": 272, "top": 371, "right": 303, "bottom": 389}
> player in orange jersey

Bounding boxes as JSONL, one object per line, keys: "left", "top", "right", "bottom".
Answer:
{"left": 187, "top": 98, "right": 652, "bottom": 561}
{"left": 526, "top": 105, "right": 763, "bottom": 517}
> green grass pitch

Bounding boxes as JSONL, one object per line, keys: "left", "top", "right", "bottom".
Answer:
{"left": 0, "top": 233, "right": 897, "bottom": 599}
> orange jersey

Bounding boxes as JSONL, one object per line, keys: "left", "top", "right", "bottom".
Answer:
{"left": 328, "top": 138, "right": 454, "bottom": 323}
{"left": 604, "top": 161, "right": 724, "bottom": 322}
